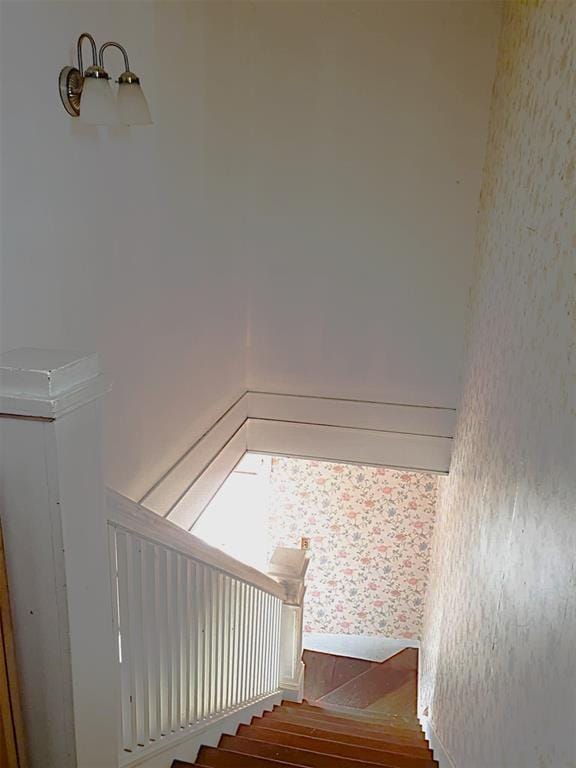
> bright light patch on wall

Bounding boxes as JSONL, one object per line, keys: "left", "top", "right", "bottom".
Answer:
{"left": 192, "top": 453, "right": 273, "bottom": 572}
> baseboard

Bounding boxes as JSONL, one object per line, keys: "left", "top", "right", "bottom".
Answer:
{"left": 419, "top": 715, "right": 457, "bottom": 768}
{"left": 122, "top": 691, "right": 283, "bottom": 768}
{"left": 303, "top": 632, "right": 419, "bottom": 663}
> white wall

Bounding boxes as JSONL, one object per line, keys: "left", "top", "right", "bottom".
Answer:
{"left": 240, "top": 1, "right": 501, "bottom": 407}
{"left": 0, "top": 1, "right": 500, "bottom": 502}
{"left": 0, "top": 1, "right": 248, "bottom": 500}
{"left": 420, "top": 3, "right": 576, "bottom": 766}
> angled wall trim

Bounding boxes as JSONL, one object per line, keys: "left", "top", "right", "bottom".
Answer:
{"left": 245, "top": 391, "right": 456, "bottom": 438}
{"left": 139, "top": 392, "right": 248, "bottom": 517}
{"left": 139, "top": 390, "right": 455, "bottom": 529}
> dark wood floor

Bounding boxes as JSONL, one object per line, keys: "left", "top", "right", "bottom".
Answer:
{"left": 303, "top": 648, "right": 418, "bottom": 717}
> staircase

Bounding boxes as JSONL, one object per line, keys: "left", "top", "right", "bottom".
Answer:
{"left": 175, "top": 649, "right": 437, "bottom": 768}
{"left": 175, "top": 700, "right": 437, "bottom": 767}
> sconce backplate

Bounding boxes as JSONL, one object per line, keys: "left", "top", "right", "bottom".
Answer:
{"left": 59, "top": 66, "right": 83, "bottom": 116}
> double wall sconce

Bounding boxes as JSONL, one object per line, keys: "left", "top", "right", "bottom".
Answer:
{"left": 59, "top": 33, "right": 152, "bottom": 126}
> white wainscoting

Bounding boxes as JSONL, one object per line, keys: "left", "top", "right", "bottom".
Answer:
{"left": 138, "top": 390, "right": 455, "bottom": 530}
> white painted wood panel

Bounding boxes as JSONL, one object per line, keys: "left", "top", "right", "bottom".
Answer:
{"left": 247, "top": 418, "right": 452, "bottom": 473}
{"left": 138, "top": 389, "right": 454, "bottom": 533}
{"left": 245, "top": 391, "right": 456, "bottom": 437}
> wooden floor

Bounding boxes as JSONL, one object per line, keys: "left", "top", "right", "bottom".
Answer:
{"left": 305, "top": 648, "right": 418, "bottom": 717}
{"left": 177, "top": 649, "right": 436, "bottom": 768}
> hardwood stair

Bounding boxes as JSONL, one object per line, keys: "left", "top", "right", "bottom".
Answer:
{"left": 174, "top": 701, "right": 438, "bottom": 768}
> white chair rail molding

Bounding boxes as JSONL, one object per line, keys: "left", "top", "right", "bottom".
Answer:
{"left": 59, "top": 32, "right": 152, "bottom": 126}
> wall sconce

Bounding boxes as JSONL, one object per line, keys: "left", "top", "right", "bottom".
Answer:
{"left": 59, "top": 33, "right": 152, "bottom": 126}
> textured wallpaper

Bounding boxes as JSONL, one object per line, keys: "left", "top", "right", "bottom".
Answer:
{"left": 420, "top": 3, "right": 576, "bottom": 767}
{"left": 266, "top": 458, "right": 438, "bottom": 639}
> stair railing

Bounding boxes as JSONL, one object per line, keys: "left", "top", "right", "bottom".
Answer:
{"left": 107, "top": 491, "right": 306, "bottom": 765}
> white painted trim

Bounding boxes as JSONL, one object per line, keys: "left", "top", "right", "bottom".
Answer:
{"left": 0, "top": 375, "right": 112, "bottom": 419}
{"left": 140, "top": 392, "right": 248, "bottom": 516}
{"left": 303, "top": 632, "right": 419, "bottom": 663}
{"left": 169, "top": 423, "right": 247, "bottom": 530}
{"left": 0, "top": 349, "right": 112, "bottom": 419}
{"left": 247, "top": 419, "right": 452, "bottom": 474}
{"left": 121, "top": 691, "right": 283, "bottom": 768}
{"left": 280, "top": 662, "right": 305, "bottom": 702}
{"left": 419, "top": 715, "right": 457, "bottom": 768}
{"left": 245, "top": 391, "right": 456, "bottom": 437}
{"left": 137, "top": 389, "right": 454, "bottom": 529}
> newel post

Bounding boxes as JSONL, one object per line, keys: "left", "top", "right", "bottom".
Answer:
{"left": 268, "top": 547, "right": 309, "bottom": 702}
{"left": 0, "top": 349, "right": 119, "bottom": 768}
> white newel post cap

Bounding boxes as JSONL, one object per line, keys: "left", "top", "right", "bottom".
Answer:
{"left": 268, "top": 546, "right": 309, "bottom": 605}
{"left": 0, "top": 348, "right": 110, "bottom": 418}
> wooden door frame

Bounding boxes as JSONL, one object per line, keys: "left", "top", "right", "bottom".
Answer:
{"left": 0, "top": 521, "right": 27, "bottom": 768}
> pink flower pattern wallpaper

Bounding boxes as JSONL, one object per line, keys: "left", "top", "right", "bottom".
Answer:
{"left": 266, "top": 458, "right": 439, "bottom": 640}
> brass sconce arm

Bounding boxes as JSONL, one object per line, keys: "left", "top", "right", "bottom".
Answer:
{"left": 59, "top": 32, "right": 110, "bottom": 116}
{"left": 99, "top": 42, "right": 140, "bottom": 85}
{"left": 77, "top": 32, "right": 98, "bottom": 76}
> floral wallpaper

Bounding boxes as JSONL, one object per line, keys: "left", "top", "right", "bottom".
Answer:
{"left": 265, "top": 458, "right": 439, "bottom": 640}
{"left": 420, "top": 3, "right": 576, "bottom": 767}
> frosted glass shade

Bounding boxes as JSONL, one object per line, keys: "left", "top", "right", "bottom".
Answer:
{"left": 79, "top": 76, "right": 119, "bottom": 126}
{"left": 117, "top": 82, "right": 152, "bottom": 126}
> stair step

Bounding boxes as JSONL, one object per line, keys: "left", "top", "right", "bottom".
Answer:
{"left": 264, "top": 710, "right": 426, "bottom": 744}
{"left": 293, "top": 701, "right": 420, "bottom": 727}
{"left": 240, "top": 724, "right": 432, "bottom": 761}
{"left": 229, "top": 732, "right": 437, "bottom": 768}
{"left": 197, "top": 746, "right": 307, "bottom": 767}
{"left": 249, "top": 719, "right": 431, "bottom": 755}
{"left": 279, "top": 704, "right": 422, "bottom": 733}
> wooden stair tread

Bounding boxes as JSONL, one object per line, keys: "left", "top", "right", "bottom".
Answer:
{"left": 264, "top": 711, "right": 426, "bottom": 743}
{"left": 278, "top": 704, "right": 422, "bottom": 733}
{"left": 232, "top": 731, "right": 436, "bottom": 768}
{"left": 249, "top": 719, "right": 430, "bottom": 755}
{"left": 294, "top": 701, "right": 420, "bottom": 727}
{"left": 220, "top": 735, "right": 434, "bottom": 768}
{"left": 197, "top": 745, "right": 309, "bottom": 767}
